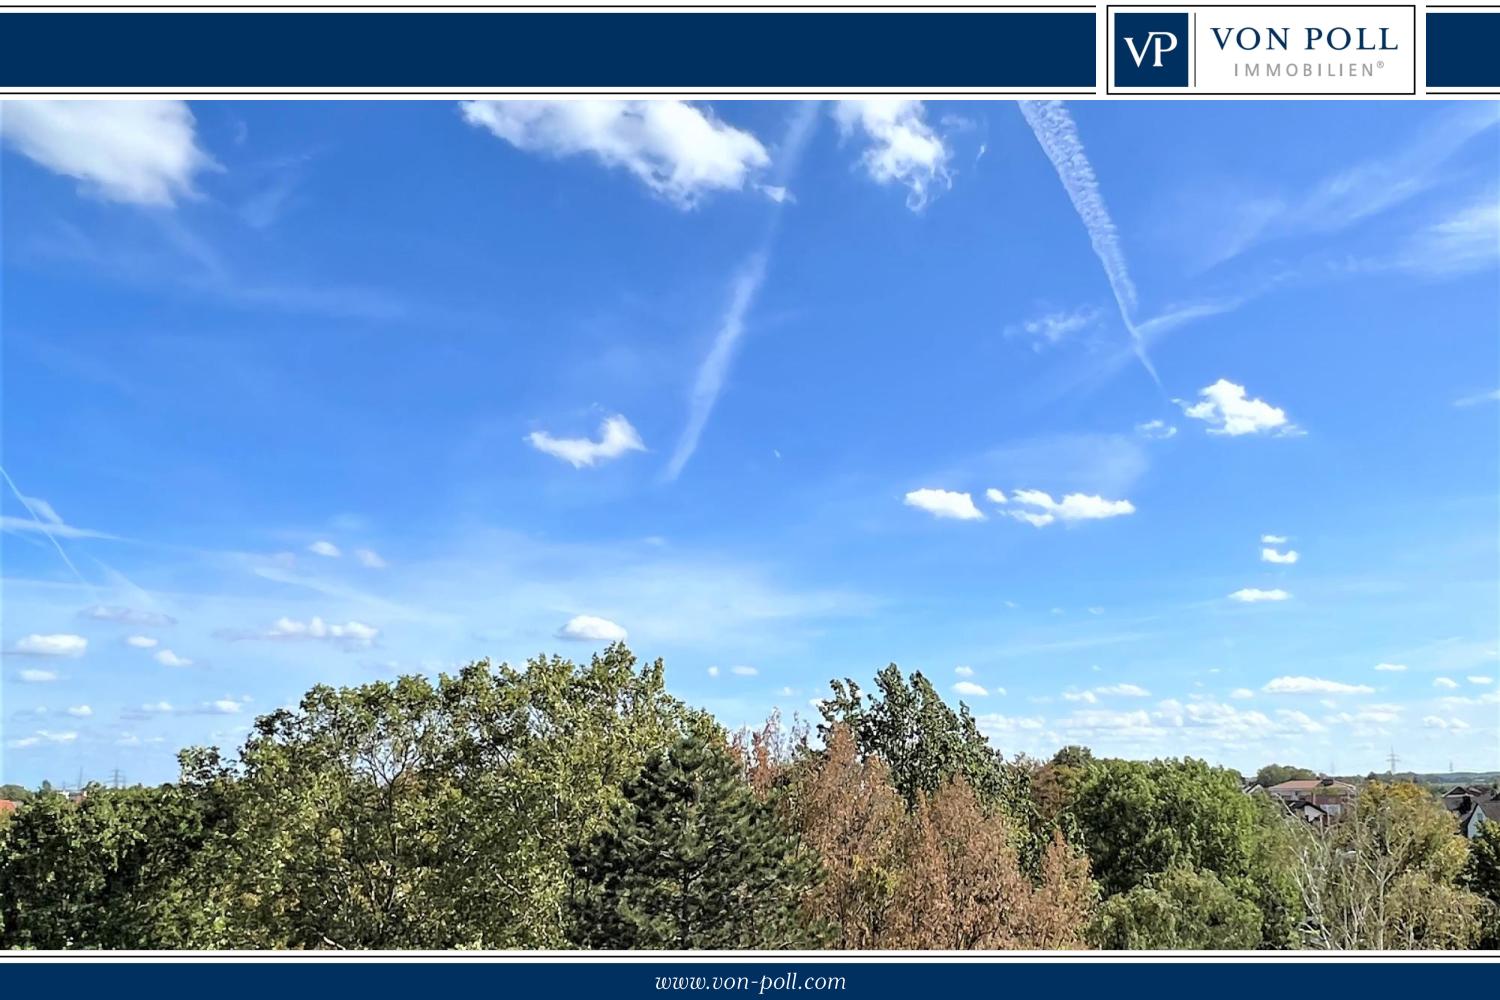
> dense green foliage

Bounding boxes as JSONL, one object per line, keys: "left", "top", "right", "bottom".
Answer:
{"left": 569, "top": 734, "right": 821, "bottom": 948}
{"left": 0, "top": 646, "right": 1491, "bottom": 951}
{"left": 1254, "top": 764, "right": 1317, "bottom": 787}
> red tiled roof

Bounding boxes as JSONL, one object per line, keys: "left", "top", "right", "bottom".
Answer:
{"left": 0, "top": 800, "right": 17, "bottom": 814}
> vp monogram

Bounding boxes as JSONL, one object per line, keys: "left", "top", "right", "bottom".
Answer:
{"left": 1124, "top": 30, "right": 1180, "bottom": 68}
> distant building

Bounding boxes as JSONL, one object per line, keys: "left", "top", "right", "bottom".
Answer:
{"left": 1267, "top": 778, "right": 1357, "bottom": 803}
{"left": 0, "top": 799, "right": 17, "bottom": 817}
{"left": 1443, "top": 787, "right": 1500, "bottom": 839}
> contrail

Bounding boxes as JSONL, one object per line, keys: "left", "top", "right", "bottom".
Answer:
{"left": 1018, "top": 100, "right": 1160, "bottom": 385}
{"left": 664, "top": 102, "right": 820, "bottom": 481}
{"left": 0, "top": 465, "right": 88, "bottom": 584}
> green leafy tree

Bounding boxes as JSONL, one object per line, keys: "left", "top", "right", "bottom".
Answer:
{"left": 1091, "top": 866, "right": 1262, "bottom": 949}
{"left": 0, "top": 771, "right": 227, "bottom": 949}
{"left": 1287, "top": 781, "right": 1481, "bottom": 949}
{"left": 1067, "top": 756, "right": 1300, "bottom": 948}
{"left": 1465, "top": 821, "right": 1500, "bottom": 947}
{"left": 568, "top": 732, "right": 823, "bottom": 949}
{"left": 0, "top": 785, "right": 32, "bottom": 804}
{"left": 213, "top": 644, "right": 693, "bottom": 949}
{"left": 818, "top": 665, "right": 1024, "bottom": 812}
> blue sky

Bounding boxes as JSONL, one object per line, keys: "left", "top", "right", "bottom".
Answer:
{"left": 2, "top": 99, "right": 1497, "bottom": 786}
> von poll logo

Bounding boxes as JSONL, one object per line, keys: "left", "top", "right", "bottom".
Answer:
{"left": 1115, "top": 12, "right": 1190, "bottom": 87}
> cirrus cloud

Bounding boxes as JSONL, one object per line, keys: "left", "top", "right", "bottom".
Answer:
{"left": 527, "top": 414, "right": 645, "bottom": 469}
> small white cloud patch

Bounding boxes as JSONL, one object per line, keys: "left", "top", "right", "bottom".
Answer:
{"left": 527, "top": 415, "right": 645, "bottom": 468}
{"left": 952, "top": 681, "right": 989, "bottom": 697}
{"left": 1262, "top": 676, "right": 1374, "bottom": 695}
{"left": 308, "top": 540, "right": 341, "bottom": 558}
{"left": 12, "top": 633, "right": 88, "bottom": 657}
{"left": 556, "top": 615, "right": 628, "bottom": 643}
{"left": 1374, "top": 662, "right": 1407, "bottom": 672}
{"left": 903, "top": 488, "right": 984, "bottom": 521}
{"left": 832, "top": 100, "right": 953, "bottom": 210}
{"left": 461, "top": 100, "right": 769, "bottom": 209}
{"left": 1179, "top": 380, "right": 1298, "bottom": 436}
{"left": 1261, "top": 547, "right": 1300, "bottom": 564}
{"left": 1229, "top": 588, "right": 1290, "bottom": 603}
{"left": 155, "top": 649, "right": 193, "bottom": 668}
{"left": 1006, "top": 489, "right": 1135, "bottom": 528}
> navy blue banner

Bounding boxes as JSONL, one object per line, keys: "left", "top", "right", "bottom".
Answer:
{"left": 1427, "top": 11, "right": 1500, "bottom": 88}
{"left": 0, "top": 961, "right": 1473, "bottom": 992}
{"left": 0, "top": 11, "right": 1096, "bottom": 90}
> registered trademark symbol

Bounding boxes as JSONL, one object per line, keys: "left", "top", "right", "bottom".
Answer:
{"left": 1377, "top": 60, "right": 1385, "bottom": 68}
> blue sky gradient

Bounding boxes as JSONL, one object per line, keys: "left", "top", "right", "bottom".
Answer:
{"left": 2, "top": 99, "right": 1497, "bottom": 785}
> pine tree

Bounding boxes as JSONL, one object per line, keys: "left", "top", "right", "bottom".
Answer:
{"left": 568, "top": 732, "right": 823, "bottom": 949}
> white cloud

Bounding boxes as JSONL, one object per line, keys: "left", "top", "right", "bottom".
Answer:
{"left": 833, "top": 100, "right": 952, "bottom": 210}
{"left": 225, "top": 616, "right": 380, "bottom": 648}
{"left": 985, "top": 488, "right": 1007, "bottom": 505}
{"left": 1261, "top": 547, "right": 1300, "bottom": 564}
{"left": 528, "top": 414, "right": 645, "bottom": 469}
{"left": 1007, "top": 489, "right": 1134, "bottom": 527}
{"left": 1, "top": 100, "right": 215, "bottom": 206}
{"left": 904, "top": 488, "right": 984, "bottom": 521}
{"left": 18, "top": 669, "right": 59, "bottom": 683}
{"left": 1275, "top": 709, "right": 1327, "bottom": 734}
{"left": 1261, "top": 534, "right": 1289, "bottom": 544}
{"left": 125, "top": 635, "right": 159, "bottom": 649}
{"left": 1374, "top": 662, "right": 1407, "bottom": 672}
{"left": 11, "top": 633, "right": 87, "bottom": 657}
{"left": 952, "top": 680, "right": 989, "bottom": 698}
{"left": 556, "top": 614, "right": 628, "bottom": 643}
{"left": 1433, "top": 676, "right": 1459, "bottom": 689}
{"left": 1179, "top": 379, "right": 1298, "bottom": 436}
{"left": 1062, "top": 690, "right": 1098, "bottom": 704}
{"left": 1229, "top": 588, "right": 1290, "bottom": 603}
{"left": 354, "top": 548, "right": 387, "bottom": 569}
{"left": 730, "top": 665, "right": 758, "bottom": 677}
{"left": 307, "top": 540, "right": 341, "bottom": 558}
{"left": 1469, "top": 675, "right": 1495, "bottom": 686}
{"left": 1096, "top": 683, "right": 1151, "bottom": 697}
{"left": 955, "top": 665, "right": 975, "bottom": 678}
{"left": 6, "top": 729, "right": 78, "bottom": 750}
{"left": 1136, "top": 419, "right": 1177, "bottom": 440}
{"left": 460, "top": 100, "right": 769, "bottom": 209}
{"left": 1006, "top": 306, "right": 1101, "bottom": 349}
{"left": 206, "top": 698, "right": 246, "bottom": 715}
{"left": 1230, "top": 688, "right": 1254, "bottom": 700}
{"left": 1423, "top": 715, "right": 1470, "bottom": 731}
{"left": 706, "top": 666, "right": 720, "bottom": 678}
{"left": 1263, "top": 676, "right": 1374, "bottom": 695}
{"left": 66, "top": 705, "right": 93, "bottom": 717}
{"left": 82, "top": 605, "right": 175, "bottom": 626}
{"left": 155, "top": 649, "right": 193, "bottom": 668}
{"left": 1454, "top": 388, "right": 1500, "bottom": 408}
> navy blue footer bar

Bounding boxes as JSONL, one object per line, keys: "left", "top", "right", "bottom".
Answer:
{"left": 0, "top": 961, "right": 1471, "bottom": 993}
{"left": 0, "top": 11, "right": 1098, "bottom": 90}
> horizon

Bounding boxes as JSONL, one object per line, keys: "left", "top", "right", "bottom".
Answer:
{"left": 2, "top": 98, "right": 1498, "bottom": 785}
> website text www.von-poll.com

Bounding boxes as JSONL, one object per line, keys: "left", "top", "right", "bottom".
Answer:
{"left": 655, "top": 973, "right": 848, "bottom": 994}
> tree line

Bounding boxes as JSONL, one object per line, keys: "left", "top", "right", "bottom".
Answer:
{"left": 1, "top": 645, "right": 1496, "bottom": 950}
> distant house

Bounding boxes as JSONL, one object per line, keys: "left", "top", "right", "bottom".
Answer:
{"left": 1447, "top": 789, "right": 1500, "bottom": 838}
{"left": 0, "top": 799, "right": 17, "bottom": 817}
{"left": 1267, "top": 778, "right": 1357, "bottom": 803}
{"left": 1284, "top": 799, "right": 1332, "bottom": 827}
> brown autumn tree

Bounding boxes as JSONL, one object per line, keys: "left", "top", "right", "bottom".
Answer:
{"left": 882, "top": 778, "right": 1093, "bottom": 949}
{"left": 791, "top": 724, "right": 907, "bottom": 947}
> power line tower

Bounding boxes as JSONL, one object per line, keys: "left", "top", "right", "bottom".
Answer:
{"left": 109, "top": 768, "right": 125, "bottom": 789}
{"left": 1386, "top": 747, "right": 1400, "bottom": 777}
